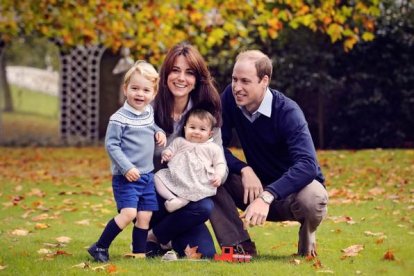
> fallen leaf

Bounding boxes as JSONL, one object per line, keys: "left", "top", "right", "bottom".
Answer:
{"left": 38, "top": 248, "right": 52, "bottom": 254}
{"left": 72, "top": 262, "right": 90, "bottom": 269}
{"left": 14, "top": 185, "right": 23, "bottom": 192}
{"left": 21, "top": 210, "right": 34, "bottom": 218}
{"left": 368, "top": 187, "right": 385, "bottom": 196}
{"left": 364, "top": 231, "right": 384, "bottom": 237}
{"left": 43, "top": 243, "right": 60, "bottom": 248}
{"left": 27, "top": 188, "right": 46, "bottom": 197}
{"left": 63, "top": 198, "right": 75, "bottom": 205}
{"left": 55, "top": 250, "right": 71, "bottom": 256}
{"left": 383, "top": 250, "right": 395, "bottom": 261}
{"left": 290, "top": 258, "right": 301, "bottom": 265}
{"left": 32, "top": 213, "right": 49, "bottom": 221}
{"left": 56, "top": 236, "right": 71, "bottom": 243}
{"left": 107, "top": 264, "right": 117, "bottom": 273}
{"left": 11, "top": 229, "right": 29, "bottom": 236}
{"left": 313, "top": 258, "right": 323, "bottom": 269}
{"left": 35, "top": 223, "right": 50, "bottom": 230}
{"left": 75, "top": 219, "right": 90, "bottom": 226}
{"left": 376, "top": 237, "right": 385, "bottom": 244}
{"left": 2, "top": 202, "right": 13, "bottom": 208}
{"left": 11, "top": 195, "right": 24, "bottom": 205}
{"left": 184, "top": 245, "right": 202, "bottom": 259}
{"left": 341, "top": 244, "right": 364, "bottom": 258}
{"left": 280, "top": 221, "right": 300, "bottom": 227}
{"left": 91, "top": 264, "right": 109, "bottom": 271}
{"left": 328, "top": 216, "right": 355, "bottom": 224}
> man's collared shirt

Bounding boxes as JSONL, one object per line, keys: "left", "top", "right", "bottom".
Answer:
{"left": 239, "top": 88, "right": 273, "bottom": 122}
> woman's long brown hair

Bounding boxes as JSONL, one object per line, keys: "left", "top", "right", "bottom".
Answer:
{"left": 153, "top": 42, "right": 222, "bottom": 135}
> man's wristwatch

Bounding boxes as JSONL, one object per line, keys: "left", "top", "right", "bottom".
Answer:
{"left": 259, "top": 191, "right": 275, "bottom": 205}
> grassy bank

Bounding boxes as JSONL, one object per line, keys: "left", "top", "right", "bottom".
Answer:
{"left": 0, "top": 148, "right": 413, "bottom": 275}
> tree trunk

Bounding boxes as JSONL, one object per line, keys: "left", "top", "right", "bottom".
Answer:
{"left": 317, "top": 89, "right": 324, "bottom": 149}
{"left": 0, "top": 45, "right": 13, "bottom": 112}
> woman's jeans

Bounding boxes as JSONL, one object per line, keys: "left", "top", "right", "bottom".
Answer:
{"left": 149, "top": 194, "right": 216, "bottom": 258}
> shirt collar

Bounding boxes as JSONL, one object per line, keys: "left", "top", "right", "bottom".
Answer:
{"left": 173, "top": 98, "right": 194, "bottom": 130}
{"left": 240, "top": 88, "right": 273, "bottom": 122}
{"left": 123, "top": 101, "right": 149, "bottom": 115}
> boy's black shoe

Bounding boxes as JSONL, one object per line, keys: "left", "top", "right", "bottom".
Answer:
{"left": 88, "top": 243, "right": 109, "bottom": 262}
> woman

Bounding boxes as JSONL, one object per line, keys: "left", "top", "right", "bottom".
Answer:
{"left": 147, "top": 42, "right": 223, "bottom": 258}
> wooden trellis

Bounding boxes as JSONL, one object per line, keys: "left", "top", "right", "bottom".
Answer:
{"left": 59, "top": 45, "right": 106, "bottom": 144}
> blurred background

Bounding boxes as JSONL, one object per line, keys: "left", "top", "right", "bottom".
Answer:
{"left": 0, "top": 0, "right": 412, "bottom": 149}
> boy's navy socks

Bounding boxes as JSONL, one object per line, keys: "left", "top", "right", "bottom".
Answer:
{"left": 132, "top": 227, "right": 149, "bottom": 253}
{"left": 96, "top": 218, "right": 122, "bottom": 249}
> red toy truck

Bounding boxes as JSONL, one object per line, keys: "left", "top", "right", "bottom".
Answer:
{"left": 214, "top": 246, "right": 252, "bottom": 263}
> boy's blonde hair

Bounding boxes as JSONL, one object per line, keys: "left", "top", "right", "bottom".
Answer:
{"left": 123, "top": 60, "right": 159, "bottom": 92}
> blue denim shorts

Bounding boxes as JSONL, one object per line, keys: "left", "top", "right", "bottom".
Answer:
{"left": 112, "top": 173, "right": 159, "bottom": 212}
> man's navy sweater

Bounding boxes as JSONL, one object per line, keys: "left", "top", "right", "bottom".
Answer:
{"left": 221, "top": 85, "right": 325, "bottom": 199}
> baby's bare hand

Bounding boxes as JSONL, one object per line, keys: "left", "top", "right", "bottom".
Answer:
{"left": 161, "top": 150, "right": 172, "bottom": 163}
{"left": 210, "top": 175, "right": 221, "bottom": 187}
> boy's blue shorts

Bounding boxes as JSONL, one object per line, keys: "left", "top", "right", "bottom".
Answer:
{"left": 112, "top": 173, "right": 159, "bottom": 212}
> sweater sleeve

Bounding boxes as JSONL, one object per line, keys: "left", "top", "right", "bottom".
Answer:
{"left": 105, "top": 120, "right": 135, "bottom": 175}
{"left": 264, "top": 105, "right": 319, "bottom": 199}
{"left": 153, "top": 122, "right": 165, "bottom": 135}
{"left": 210, "top": 144, "right": 228, "bottom": 183}
{"left": 221, "top": 85, "right": 248, "bottom": 174}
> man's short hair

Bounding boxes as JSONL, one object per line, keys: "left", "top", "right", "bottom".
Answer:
{"left": 236, "top": 50, "right": 272, "bottom": 81}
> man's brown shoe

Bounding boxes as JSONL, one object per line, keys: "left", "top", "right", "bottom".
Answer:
{"left": 234, "top": 240, "right": 257, "bottom": 257}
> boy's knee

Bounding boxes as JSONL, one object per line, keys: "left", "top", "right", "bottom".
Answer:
{"left": 122, "top": 209, "right": 138, "bottom": 221}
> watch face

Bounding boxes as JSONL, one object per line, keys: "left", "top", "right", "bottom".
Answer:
{"left": 261, "top": 194, "right": 272, "bottom": 204}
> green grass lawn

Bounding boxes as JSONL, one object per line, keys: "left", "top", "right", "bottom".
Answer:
{"left": 0, "top": 148, "right": 413, "bottom": 275}
{"left": 0, "top": 85, "right": 59, "bottom": 145}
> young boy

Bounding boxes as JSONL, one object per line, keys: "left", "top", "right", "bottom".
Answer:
{"left": 88, "top": 60, "right": 166, "bottom": 262}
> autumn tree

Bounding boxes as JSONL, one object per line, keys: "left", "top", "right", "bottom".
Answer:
{"left": 0, "top": 0, "right": 380, "bottom": 65}
{"left": 0, "top": 0, "right": 382, "bottom": 146}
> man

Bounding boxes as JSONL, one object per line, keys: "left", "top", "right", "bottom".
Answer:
{"left": 210, "top": 50, "right": 328, "bottom": 257}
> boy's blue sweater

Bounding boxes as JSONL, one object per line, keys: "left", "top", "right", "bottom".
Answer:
{"left": 221, "top": 85, "right": 325, "bottom": 199}
{"left": 105, "top": 103, "right": 163, "bottom": 176}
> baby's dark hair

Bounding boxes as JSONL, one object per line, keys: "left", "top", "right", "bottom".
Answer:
{"left": 184, "top": 108, "right": 217, "bottom": 130}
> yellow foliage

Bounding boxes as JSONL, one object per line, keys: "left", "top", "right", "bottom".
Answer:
{"left": 344, "top": 36, "right": 358, "bottom": 52}
{"left": 362, "top": 32, "right": 375, "bottom": 42}
{"left": 327, "top": 23, "right": 343, "bottom": 42}
{"left": 0, "top": 0, "right": 381, "bottom": 62}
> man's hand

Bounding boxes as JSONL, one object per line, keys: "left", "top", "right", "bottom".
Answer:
{"left": 241, "top": 166, "right": 263, "bottom": 204}
{"left": 240, "top": 197, "right": 270, "bottom": 227}
{"left": 155, "top": 131, "right": 167, "bottom": 147}
{"left": 125, "top": 167, "right": 140, "bottom": 182}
